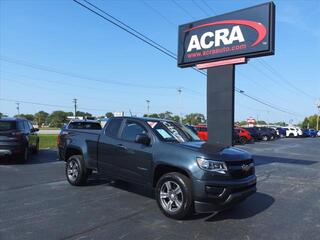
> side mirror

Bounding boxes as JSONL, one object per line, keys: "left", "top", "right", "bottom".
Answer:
{"left": 31, "top": 128, "right": 39, "bottom": 133}
{"left": 135, "top": 134, "right": 151, "bottom": 146}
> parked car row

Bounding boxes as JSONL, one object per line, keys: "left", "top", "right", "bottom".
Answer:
{"left": 192, "top": 124, "right": 319, "bottom": 145}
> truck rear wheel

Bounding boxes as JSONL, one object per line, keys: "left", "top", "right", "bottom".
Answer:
{"left": 155, "top": 172, "right": 193, "bottom": 220}
{"left": 66, "top": 155, "right": 88, "bottom": 186}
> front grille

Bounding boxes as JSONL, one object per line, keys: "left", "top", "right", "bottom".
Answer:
{"left": 226, "top": 159, "right": 254, "bottom": 179}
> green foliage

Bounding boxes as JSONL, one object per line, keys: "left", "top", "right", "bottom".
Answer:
{"left": 34, "top": 111, "right": 49, "bottom": 127}
{"left": 105, "top": 112, "right": 114, "bottom": 118}
{"left": 301, "top": 115, "right": 319, "bottom": 129}
{"left": 272, "top": 121, "right": 287, "bottom": 127}
{"left": 183, "top": 113, "right": 205, "bottom": 125}
{"left": 256, "top": 120, "right": 267, "bottom": 125}
{"left": 0, "top": 112, "right": 8, "bottom": 118}
{"left": 39, "top": 134, "right": 58, "bottom": 149}
{"left": 239, "top": 121, "right": 247, "bottom": 126}
{"left": 144, "top": 111, "right": 180, "bottom": 122}
{"left": 47, "top": 111, "right": 72, "bottom": 128}
{"left": 76, "top": 111, "right": 92, "bottom": 118}
{"left": 15, "top": 114, "right": 34, "bottom": 121}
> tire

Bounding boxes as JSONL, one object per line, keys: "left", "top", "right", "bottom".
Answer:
{"left": 17, "top": 147, "right": 29, "bottom": 163}
{"left": 262, "top": 135, "right": 268, "bottom": 141}
{"left": 239, "top": 137, "right": 247, "bottom": 145}
{"left": 32, "top": 140, "right": 39, "bottom": 154}
{"left": 66, "top": 155, "right": 88, "bottom": 186}
{"left": 289, "top": 133, "right": 294, "bottom": 138}
{"left": 155, "top": 172, "right": 193, "bottom": 220}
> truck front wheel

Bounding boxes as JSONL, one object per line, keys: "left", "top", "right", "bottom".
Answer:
{"left": 66, "top": 155, "right": 88, "bottom": 186}
{"left": 156, "top": 172, "right": 193, "bottom": 220}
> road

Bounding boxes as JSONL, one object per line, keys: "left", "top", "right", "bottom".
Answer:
{"left": 0, "top": 138, "right": 320, "bottom": 240}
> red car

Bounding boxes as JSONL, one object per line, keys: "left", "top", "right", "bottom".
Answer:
{"left": 193, "top": 124, "right": 208, "bottom": 141}
{"left": 235, "top": 127, "right": 252, "bottom": 144}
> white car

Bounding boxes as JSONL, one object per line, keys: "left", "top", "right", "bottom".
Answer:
{"left": 283, "top": 127, "right": 298, "bottom": 137}
{"left": 317, "top": 131, "right": 320, "bottom": 137}
{"left": 294, "top": 127, "right": 303, "bottom": 137}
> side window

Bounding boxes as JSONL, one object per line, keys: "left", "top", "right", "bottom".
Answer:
{"left": 17, "top": 121, "right": 25, "bottom": 131}
{"left": 23, "top": 121, "right": 30, "bottom": 132}
{"left": 105, "top": 118, "right": 123, "bottom": 138}
{"left": 28, "top": 121, "right": 33, "bottom": 130}
{"left": 121, "top": 121, "right": 147, "bottom": 142}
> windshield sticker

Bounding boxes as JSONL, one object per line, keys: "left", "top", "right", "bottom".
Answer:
{"left": 163, "top": 122, "right": 184, "bottom": 142}
{"left": 156, "top": 129, "right": 172, "bottom": 139}
{"left": 147, "top": 121, "right": 157, "bottom": 128}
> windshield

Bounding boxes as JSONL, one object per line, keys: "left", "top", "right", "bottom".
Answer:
{"left": 0, "top": 121, "right": 16, "bottom": 131}
{"left": 147, "top": 120, "right": 200, "bottom": 143}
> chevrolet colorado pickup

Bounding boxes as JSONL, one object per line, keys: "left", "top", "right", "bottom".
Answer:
{"left": 58, "top": 117, "right": 256, "bottom": 219}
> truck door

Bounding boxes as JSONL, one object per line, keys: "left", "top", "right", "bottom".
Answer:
{"left": 98, "top": 118, "right": 124, "bottom": 177}
{"left": 117, "top": 119, "right": 153, "bottom": 184}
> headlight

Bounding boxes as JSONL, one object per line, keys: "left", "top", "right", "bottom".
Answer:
{"left": 196, "top": 157, "right": 227, "bottom": 174}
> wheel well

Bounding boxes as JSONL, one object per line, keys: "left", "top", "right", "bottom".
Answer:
{"left": 65, "top": 148, "right": 82, "bottom": 161}
{"left": 153, "top": 165, "right": 190, "bottom": 187}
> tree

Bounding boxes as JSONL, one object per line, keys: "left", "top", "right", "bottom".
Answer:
{"left": 256, "top": 120, "right": 267, "bottom": 125}
{"left": 239, "top": 121, "right": 247, "bottom": 126}
{"left": 0, "top": 112, "right": 8, "bottom": 118}
{"left": 105, "top": 112, "right": 114, "bottom": 118}
{"left": 76, "top": 111, "right": 92, "bottom": 118}
{"left": 144, "top": 113, "right": 159, "bottom": 118}
{"left": 272, "top": 121, "right": 287, "bottom": 127}
{"left": 34, "top": 111, "right": 49, "bottom": 127}
{"left": 183, "top": 113, "right": 205, "bottom": 125}
{"left": 15, "top": 114, "right": 34, "bottom": 121}
{"left": 48, "top": 111, "right": 72, "bottom": 128}
{"left": 301, "top": 115, "right": 318, "bottom": 129}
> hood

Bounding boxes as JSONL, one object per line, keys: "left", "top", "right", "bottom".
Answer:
{"left": 177, "top": 141, "right": 251, "bottom": 161}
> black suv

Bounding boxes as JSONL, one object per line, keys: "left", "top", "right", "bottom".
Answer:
{"left": 0, "top": 118, "right": 39, "bottom": 161}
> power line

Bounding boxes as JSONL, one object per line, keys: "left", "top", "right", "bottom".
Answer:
{"left": 142, "top": 1, "right": 177, "bottom": 28}
{"left": 72, "top": 0, "right": 301, "bottom": 117}
{"left": 200, "top": 0, "right": 219, "bottom": 15}
{"left": 257, "top": 59, "right": 317, "bottom": 100}
{"left": 0, "top": 56, "right": 179, "bottom": 90}
{"left": 0, "top": 98, "right": 108, "bottom": 112}
{"left": 192, "top": 0, "right": 210, "bottom": 16}
{"left": 172, "top": 0, "right": 196, "bottom": 20}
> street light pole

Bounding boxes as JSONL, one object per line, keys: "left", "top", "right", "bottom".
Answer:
{"left": 16, "top": 102, "right": 20, "bottom": 116}
{"left": 73, "top": 98, "right": 77, "bottom": 119}
{"left": 317, "top": 100, "right": 320, "bottom": 131}
{"left": 177, "top": 88, "right": 182, "bottom": 123}
{"left": 146, "top": 100, "right": 150, "bottom": 116}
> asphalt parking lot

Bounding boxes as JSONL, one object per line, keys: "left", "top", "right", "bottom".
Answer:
{"left": 1, "top": 138, "right": 320, "bottom": 240}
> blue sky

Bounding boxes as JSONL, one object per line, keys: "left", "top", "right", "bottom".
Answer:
{"left": 0, "top": 0, "right": 319, "bottom": 124}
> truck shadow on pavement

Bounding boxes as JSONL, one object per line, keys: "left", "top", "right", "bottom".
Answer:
{"left": 0, "top": 149, "right": 59, "bottom": 165}
{"left": 254, "top": 155, "right": 318, "bottom": 166}
{"left": 205, "top": 192, "right": 274, "bottom": 222}
{"left": 89, "top": 178, "right": 274, "bottom": 221}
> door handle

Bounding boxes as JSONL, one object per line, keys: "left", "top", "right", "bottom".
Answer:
{"left": 117, "top": 144, "right": 128, "bottom": 151}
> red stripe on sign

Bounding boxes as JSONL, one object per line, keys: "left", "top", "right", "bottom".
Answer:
{"left": 184, "top": 20, "right": 267, "bottom": 47}
{"left": 196, "top": 57, "right": 246, "bottom": 69}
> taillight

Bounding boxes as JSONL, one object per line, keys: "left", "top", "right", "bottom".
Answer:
{"left": 12, "top": 132, "right": 23, "bottom": 140}
{"left": 57, "top": 135, "right": 61, "bottom": 146}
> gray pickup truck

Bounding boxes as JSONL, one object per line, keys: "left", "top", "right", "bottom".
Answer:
{"left": 58, "top": 117, "right": 256, "bottom": 219}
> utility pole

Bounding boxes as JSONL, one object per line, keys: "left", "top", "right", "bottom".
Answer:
{"left": 73, "top": 98, "right": 77, "bottom": 119}
{"left": 177, "top": 88, "right": 182, "bottom": 123}
{"left": 317, "top": 100, "right": 320, "bottom": 131}
{"left": 16, "top": 102, "right": 20, "bottom": 116}
{"left": 146, "top": 100, "right": 150, "bottom": 116}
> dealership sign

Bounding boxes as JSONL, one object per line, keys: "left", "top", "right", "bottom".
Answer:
{"left": 177, "top": 2, "right": 275, "bottom": 68}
